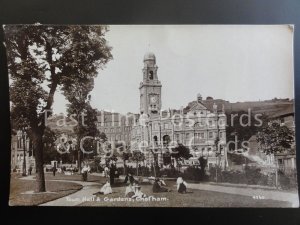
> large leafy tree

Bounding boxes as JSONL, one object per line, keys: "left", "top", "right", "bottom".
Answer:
{"left": 5, "top": 25, "right": 112, "bottom": 192}
{"left": 226, "top": 110, "right": 268, "bottom": 150}
{"left": 171, "top": 144, "right": 193, "bottom": 168}
{"left": 66, "top": 84, "right": 100, "bottom": 172}
{"left": 256, "top": 122, "right": 294, "bottom": 155}
{"left": 42, "top": 127, "right": 63, "bottom": 164}
{"left": 115, "top": 141, "right": 131, "bottom": 175}
{"left": 131, "top": 151, "right": 145, "bottom": 176}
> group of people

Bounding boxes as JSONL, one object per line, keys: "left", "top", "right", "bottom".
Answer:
{"left": 98, "top": 173, "right": 188, "bottom": 198}
{"left": 103, "top": 164, "right": 119, "bottom": 184}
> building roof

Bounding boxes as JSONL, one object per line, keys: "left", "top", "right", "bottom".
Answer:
{"left": 189, "top": 101, "right": 208, "bottom": 111}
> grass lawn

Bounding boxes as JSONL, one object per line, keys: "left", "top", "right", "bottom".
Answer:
{"left": 44, "top": 172, "right": 101, "bottom": 182}
{"left": 79, "top": 179, "right": 292, "bottom": 207}
{"left": 9, "top": 174, "right": 82, "bottom": 206}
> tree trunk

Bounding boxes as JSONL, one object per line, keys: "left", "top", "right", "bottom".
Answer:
{"left": 78, "top": 147, "right": 81, "bottom": 174}
{"left": 123, "top": 161, "right": 127, "bottom": 175}
{"left": 136, "top": 161, "right": 138, "bottom": 176}
{"left": 77, "top": 132, "right": 82, "bottom": 174}
{"left": 32, "top": 132, "right": 46, "bottom": 192}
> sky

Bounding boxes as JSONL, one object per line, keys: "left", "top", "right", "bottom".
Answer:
{"left": 52, "top": 25, "right": 294, "bottom": 115}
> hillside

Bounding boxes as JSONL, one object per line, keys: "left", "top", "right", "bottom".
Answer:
{"left": 187, "top": 98, "right": 293, "bottom": 116}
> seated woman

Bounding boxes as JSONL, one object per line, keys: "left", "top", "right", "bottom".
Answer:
{"left": 99, "top": 181, "right": 113, "bottom": 195}
{"left": 152, "top": 178, "right": 170, "bottom": 193}
{"left": 125, "top": 183, "right": 135, "bottom": 198}
{"left": 124, "top": 173, "right": 135, "bottom": 185}
{"left": 176, "top": 177, "right": 187, "bottom": 194}
{"left": 131, "top": 183, "right": 147, "bottom": 199}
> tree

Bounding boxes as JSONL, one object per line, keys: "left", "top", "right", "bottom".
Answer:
{"left": 5, "top": 25, "right": 112, "bottom": 192}
{"left": 43, "top": 127, "right": 59, "bottom": 164}
{"left": 94, "top": 156, "right": 101, "bottom": 173}
{"left": 225, "top": 110, "right": 268, "bottom": 150}
{"left": 131, "top": 151, "right": 145, "bottom": 176}
{"left": 66, "top": 90, "right": 100, "bottom": 171}
{"left": 198, "top": 156, "right": 207, "bottom": 177}
{"left": 256, "top": 122, "right": 294, "bottom": 155}
{"left": 171, "top": 144, "right": 192, "bottom": 169}
{"left": 115, "top": 142, "right": 131, "bottom": 175}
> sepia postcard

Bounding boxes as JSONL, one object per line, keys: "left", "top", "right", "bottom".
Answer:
{"left": 5, "top": 25, "right": 298, "bottom": 207}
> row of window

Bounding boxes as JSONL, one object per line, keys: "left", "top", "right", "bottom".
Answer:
{"left": 176, "top": 131, "right": 224, "bottom": 141}
{"left": 98, "top": 126, "right": 132, "bottom": 133}
{"left": 16, "top": 139, "right": 29, "bottom": 149}
{"left": 149, "top": 120, "right": 225, "bottom": 130}
{"left": 98, "top": 121, "right": 134, "bottom": 127}
{"left": 106, "top": 134, "right": 130, "bottom": 141}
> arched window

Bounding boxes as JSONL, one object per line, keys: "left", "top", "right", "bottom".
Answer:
{"left": 149, "top": 71, "right": 153, "bottom": 80}
{"left": 153, "top": 136, "right": 158, "bottom": 146}
{"left": 163, "top": 135, "right": 171, "bottom": 147}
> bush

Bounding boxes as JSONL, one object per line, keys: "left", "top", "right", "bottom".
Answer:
{"left": 277, "top": 170, "right": 298, "bottom": 190}
{"left": 160, "top": 168, "right": 182, "bottom": 178}
{"left": 245, "top": 166, "right": 262, "bottom": 185}
{"left": 140, "top": 166, "right": 151, "bottom": 177}
{"left": 208, "top": 166, "right": 270, "bottom": 186}
{"left": 183, "top": 166, "right": 208, "bottom": 181}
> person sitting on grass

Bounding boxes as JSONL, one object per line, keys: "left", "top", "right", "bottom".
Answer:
{"left": 131, "top": 183, "right": 147, "bottom": 199}
{"left": 124, "top": 173, "right": 136, "bottom": 185}
{"left": 125, "top": 183, "right": 135, "bottom": 198}
{"left": 176, "top": 177, "right": 187, "bottom": 194}
{"left": 152, "top": 178, "right": 171, "bottom": 193}
{"left": 99, "top": 180, "right": 113, "bottom": 195}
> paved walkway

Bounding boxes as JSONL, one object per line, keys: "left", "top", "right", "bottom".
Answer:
{"left": 40, "top": 182, "right": 100, "bottom": 206}
{"left": 187, "top": 183, "right": 299, "bottom": 207}
{"left": 20, "top": 175, "right": 101, "bottom": 206}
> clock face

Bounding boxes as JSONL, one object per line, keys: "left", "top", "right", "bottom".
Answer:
{"left": 150, "top": 96, "right": 157, "bottom": 103}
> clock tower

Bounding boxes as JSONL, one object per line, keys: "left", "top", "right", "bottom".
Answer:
{"left": 139, "top": 52, "right": 162, "bottom": 116}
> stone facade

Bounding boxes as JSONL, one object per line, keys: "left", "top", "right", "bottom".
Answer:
{"left": 96, "top": 52, "right": 227, "bottom": 168}
{"left": 139, "top": 52, "right": 162, "bottom": 116}
{"left": 96, "top": 111, "right": 138, "bottom": 146}
{"left": 131, "top": 52, "right": 227, "bottom": 167}
{"left": 11, "top": 131, "right": 35, "bottom": 174}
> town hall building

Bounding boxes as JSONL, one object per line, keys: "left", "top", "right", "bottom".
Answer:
{"left": 130, "top": 52, "right": 228, "bottom": 168}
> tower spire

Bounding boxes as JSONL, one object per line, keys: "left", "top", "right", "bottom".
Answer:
{"left": 139, "top": 52, "right": 162, "bottom": 116}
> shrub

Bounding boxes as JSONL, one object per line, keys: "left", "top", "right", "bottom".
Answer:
{"left": 182, "top": 166, "right": 208, "bottom": 181}
{"left": 245, "top": 166, "right": 262, "bottom": 185}
{"left": 160, "top": 168, "right": 182, "bottom": 178}
{"left": 278, "top": 170, "right": 292, "bottom": 190}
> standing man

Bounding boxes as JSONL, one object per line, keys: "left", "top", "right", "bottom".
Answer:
{"left": 81, "top": 164, "right": 89, "bottom": 181}
{"left": 28, "top": 165, "right": 32, "bottom": 175}
{"left": 52, "top": 166, "right": 56, "bottom": 176}
{"left": 109, "top": 164, "right": 115, "bottom": 185}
